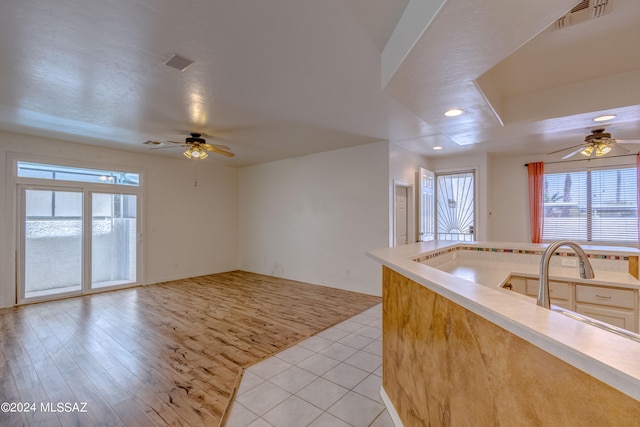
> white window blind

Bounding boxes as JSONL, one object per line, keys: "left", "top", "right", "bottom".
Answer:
{"left": 543, "top": 167, "right": 638, "bottom": 243}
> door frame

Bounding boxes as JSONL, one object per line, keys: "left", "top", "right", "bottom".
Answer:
{"left": 434, "top": 169, "right": 477, "bottom": 241}
{"left": 10, "top": 153, "right": 145, "bottom": 305}
{"left": 16, "top": 184, "right": 142, "bottom": 304}
{"left": 392, "top": 180, "right": 415, "bottom": 247}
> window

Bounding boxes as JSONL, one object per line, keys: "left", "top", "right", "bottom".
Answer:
{"left": 17, "top": 161, "right": 139, "bottom": 186}
{"left": 436, "top": 171, "right": 475, "bottom": 241}
{"left": 543, "top": 167, "right": 638, "bottom": 243}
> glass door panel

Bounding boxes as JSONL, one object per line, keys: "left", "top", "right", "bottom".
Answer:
{"left": 23, "top": 189, "right": 83, "bottom": 299}
{"left": 91, "top": 193, "right": 137, "bottom": 289}
{"left": 436, "top": 171, "right": 475, "bottom": 241}
{"left": 418, "top": 167, "right": 435, "bottom": 242}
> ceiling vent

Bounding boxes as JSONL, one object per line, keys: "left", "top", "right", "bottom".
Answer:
{"left": 553, "top": 0, "right": 611, "bottom": 30}
{"left": 163, "top": 54, "right": 194, "bottom": 72}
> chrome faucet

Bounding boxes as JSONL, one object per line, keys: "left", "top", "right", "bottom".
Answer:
{"left": 538, "top": 240, "right": 594, "bottom": 308}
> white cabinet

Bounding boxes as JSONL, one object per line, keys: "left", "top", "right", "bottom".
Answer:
{"left": 525, "top": 279, "right": 572, "bottom": 308}
{"left": 575, "top": 284, "right": 637, "bottom": 332}
{"left": 503, "top": 276, "right": 639, "bottom": 333}
{"left": 504, "top": 276, "right": 573, "bottom": 310}
{"left": 508, "top": 276, "right": 526, "bottom": 294}
{"left": 575, "top": 304, "right": 636, "bottom": 331}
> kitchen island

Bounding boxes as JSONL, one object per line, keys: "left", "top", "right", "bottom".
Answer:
{"left": 367, "top": 240, "right": 640, "bottom": 426}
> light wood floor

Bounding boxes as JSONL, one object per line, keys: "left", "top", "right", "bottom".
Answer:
{"left": 0, "top": 271, "right": 381, "bottom": 426}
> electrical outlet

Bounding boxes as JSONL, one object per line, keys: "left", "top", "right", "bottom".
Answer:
{"left": 561, "top": 258, "right": 578, "bottom": 267}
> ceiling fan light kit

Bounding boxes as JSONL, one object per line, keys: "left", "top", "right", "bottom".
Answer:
{"left": 580, "top": 145, "right": 594, "bottom": 157}
{"left": 184, "top": 146, "right": 208, "bottom": 159}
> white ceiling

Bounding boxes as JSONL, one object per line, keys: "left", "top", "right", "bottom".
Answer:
{"left": 0, "top": 0, "right": 639, "bottom": 166}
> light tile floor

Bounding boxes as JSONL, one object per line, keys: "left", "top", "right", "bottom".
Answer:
{"left": 225, "top": 303, "right": 393, "bottom": 427}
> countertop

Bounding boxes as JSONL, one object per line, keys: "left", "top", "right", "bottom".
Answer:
{"left": 437, "top": 259, "right": 640, "bottom": 290}
{"left": 367, "top": 240, "right": 640, "bottom": 402}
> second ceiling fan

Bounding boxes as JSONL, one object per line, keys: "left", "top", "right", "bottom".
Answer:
{"left": 548, "top": 128, "right": 640, "bottom": 160}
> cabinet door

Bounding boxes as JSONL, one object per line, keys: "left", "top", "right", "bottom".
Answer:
{"left": 526, "top": 279, "right": 570, "bottom": 301}
{"left": 551, "top": 299, "right": 571, "bottom": 310}
{"left": 574, "top": 303, "right": 637, "bottom": 333}
{"left": 506, "top": 277, "right": 527, "bottom": 294}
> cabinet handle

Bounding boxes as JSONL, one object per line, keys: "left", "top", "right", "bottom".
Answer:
{"left": 595, "top": 294, "right": 612, "bottom": 300}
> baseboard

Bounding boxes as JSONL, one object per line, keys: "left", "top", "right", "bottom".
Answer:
{"left": 380, "top": 385, "right": 404, "bottom": 427}
{"left": 238, "top": 266, "right": 381, "bottom": 297}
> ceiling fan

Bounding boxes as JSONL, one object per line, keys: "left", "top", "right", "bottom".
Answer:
{"left": 144, "top": 133, "right": 234, "bottom": 159}
{"left": 548, "top": 128, "right": 640, "bottom": 160}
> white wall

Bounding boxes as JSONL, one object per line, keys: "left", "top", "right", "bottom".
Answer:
{"left": 389, "top": 143, "right": 431, "bottom": 245}
{"left": 431, "top": 152, "right": 490, "bottom": 241}
{"left": 488, "top": 154, "right": 534, "bottom": 243}
{"left": 0, "top": 131, "right": 238, "bottom": 308}
{"left": 238, "top": 141, "right": 389, "bottom": 296}
{"left": 145, "top": 155, "right": 238, "bottom": 283}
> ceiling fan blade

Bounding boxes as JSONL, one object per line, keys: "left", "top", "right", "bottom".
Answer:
{"left": 617, "top": 139, "right": 640, "bottom": 144}
{"left": 609, "top": 144, "right": 630, "bottom": 155}
{"left": 561, "top": 146, "right": 588, "bottom": 160}
{"left": 201, "top": 143, "right": 231, "bottom": 151}
{"left": 547, "top": 143, "right": 586, "bottom": 156}
{"left": 207, "top": 147, "right": 235, "bottom": 157}
{"left": 150, "top": 144, "right": 187, "bottom": 150}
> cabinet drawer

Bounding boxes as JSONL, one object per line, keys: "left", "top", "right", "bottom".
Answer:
{"left": 575, "top": 285, "right": 635, "bottom": 309}
{"left": 526, "top": 279, "right": 570, "bottom": 301}
{"left": 575, "top": 303, "right": 637, "bottom": 332}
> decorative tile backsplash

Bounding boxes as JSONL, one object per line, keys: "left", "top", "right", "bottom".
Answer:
{"left": 413, "top": 245, "right": 629, "bottom": 263}
{"left": 413, "top": 248, "right": 456, "bottom": 263}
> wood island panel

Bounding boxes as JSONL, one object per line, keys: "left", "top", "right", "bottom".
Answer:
{"left": 382, "top": 266, "right": 640, "bottom": 426}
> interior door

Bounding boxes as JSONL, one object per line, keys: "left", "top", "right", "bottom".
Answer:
{"left": 395, "top": 186, "right": 408, "bottom": 246}
{"left": 418, "top": 167, "right": 435, "bottom": 241}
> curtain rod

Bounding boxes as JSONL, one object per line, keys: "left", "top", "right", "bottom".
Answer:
{"left": 524, "top": 153, "right": 638, "bottom": 167}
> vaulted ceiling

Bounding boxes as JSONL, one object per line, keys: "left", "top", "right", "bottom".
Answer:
{"left": 1, "top": 0, "right": 639, "bottom": 166}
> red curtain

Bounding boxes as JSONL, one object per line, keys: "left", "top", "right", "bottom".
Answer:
{"left": 528, "top": 162, "right": 544, "bottom": 243}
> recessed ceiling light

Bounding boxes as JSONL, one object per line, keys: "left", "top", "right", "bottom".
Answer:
{"left": 433, "top": 146, "right": 443, "bottom": 150}
{"left": 444, "top": 108, "right": 464, "bottom": 117}
{"left": 593, "top": 114, "right": 616, "bottom": 122}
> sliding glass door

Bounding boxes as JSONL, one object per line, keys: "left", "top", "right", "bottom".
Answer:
{"left": 22, "top": 188, "right": 84, "bottom": 299}
{"left": 19, "top": 186, "right": 139, "bottom": 302}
